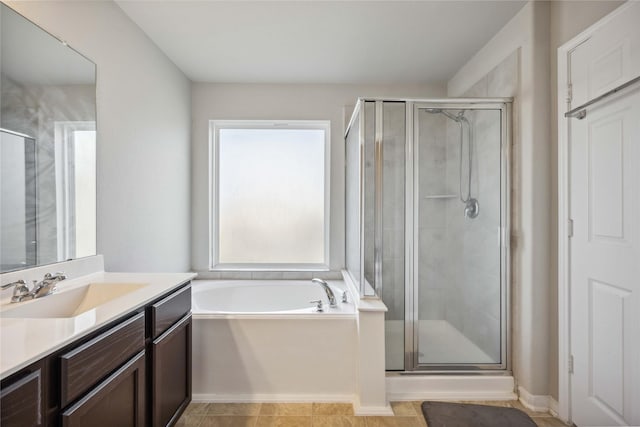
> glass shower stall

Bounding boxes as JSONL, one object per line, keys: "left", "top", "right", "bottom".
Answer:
{"left": 345, "top": 98, "right": 511, "bottom": 372}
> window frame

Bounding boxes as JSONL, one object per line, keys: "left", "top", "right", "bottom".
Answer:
{"left": 208, "top": 119, "right": 331, "bottom": 271}
{"left": 54, "top": 121, "right": 96, "bottom": 261}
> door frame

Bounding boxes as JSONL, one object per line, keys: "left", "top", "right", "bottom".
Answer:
{"left": 557, "top": 2, "right": 634, "bottom": 422}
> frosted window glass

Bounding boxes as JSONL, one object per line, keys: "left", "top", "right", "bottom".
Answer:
{"left": 73, "top": 130, "right": 96, "bottom": 258}
{"left": 217, "top": 128, "right": 325, "bottom": 264}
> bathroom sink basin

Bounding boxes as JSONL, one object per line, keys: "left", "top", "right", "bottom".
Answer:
{"left": 0, "top": 282, "right": 148, "bottom": 318}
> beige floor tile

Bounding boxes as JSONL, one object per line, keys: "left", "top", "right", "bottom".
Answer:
{"left": 199, "top": 416, "right": 257, "bottom": 427}
{"left": 256, "top": 416, "right": 312, "bottom": 427}
{"left": 458, "top": 400, "right": 515, "bottom": 408}
{"left": 410, "top": 401, "right": 424, "bottom": 414}
{"left": 176, "top": 414, "right": 206, "bottom": 427}
{"left": 208, "top": 403, "right": 262, "bottom": 416}
{"left": 511, "top": 401, "right": 552, "bottom": 418}
{"left": 312, "top": 415, "right": 366, "bottom": 426}
{"left": 312, "top": 403, "right": 354, "bottom": 416}
{"left": 365, "top": 416, "right": 398, "bottom": 427}
{"left": 391, "top": 402, "right": 418, "bottom": 417}
{"left": 532, "top": 417, "right": 570, "bottom": 427}
{"left": 186, "top": 403, "right": 211, "bottom": 415}
{"left": 395, "top": 416, "right": 427, "bottom": 427}
{"left": 259, "top": 403, "right": 313, "bottom": 416}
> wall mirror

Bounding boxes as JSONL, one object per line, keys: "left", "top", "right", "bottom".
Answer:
{"left": 1, "top": 4, "right": 97, "bottom": 273}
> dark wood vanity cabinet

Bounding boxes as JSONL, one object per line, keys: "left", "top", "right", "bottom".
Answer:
{"left": 0, "top": 362, "right": 45, "bottom": 427}
{"left": 0, "top": 281, "right": 192, "bottom": 427}
{"left": 148, "top": 282, "right": 192, "bottom": 427}
{"left": 61, "top": 351, "right": 146, "bottom": 427}
{"left": 151, "top": 315, "right": 192, "bottom": 427}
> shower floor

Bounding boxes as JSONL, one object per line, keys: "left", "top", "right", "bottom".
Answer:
{"left": 385, "top": 319, "right": 494, "bottom": 369}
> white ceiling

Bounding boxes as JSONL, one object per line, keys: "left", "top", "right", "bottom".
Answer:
{"left": 116, "top": 1, "right": 526, "bottom": 84}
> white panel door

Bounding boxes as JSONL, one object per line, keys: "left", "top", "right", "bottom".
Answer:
{"left": 569, "top": 3, "right": 640, "bottom": 107}
{"left": 568, "top": 14, "right": 640, "bottom": 425}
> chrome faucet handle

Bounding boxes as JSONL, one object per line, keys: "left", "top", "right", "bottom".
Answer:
{"left": 2, "top": 280, "right": 33, "bottom": 303}
{"left": 44, "top": 272, "right": 66, "bottom": 281}
{"left": 1, "top": 280, "right": 25, "bottom": 290}
{"left": 309, "top": 300, "right": 324, "bottom": 312}
{"left": 342, "top": 291, "right": 349, "bottom": 303}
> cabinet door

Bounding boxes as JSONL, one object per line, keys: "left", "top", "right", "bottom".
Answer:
{"left": 61, "top": 351, "right": 145, "bottom": 427}
{"left": 152, "top": 314, "right": 192, "bottom": 427}
{"left": 1, "top": 368, "right": 43, "bottom": 427}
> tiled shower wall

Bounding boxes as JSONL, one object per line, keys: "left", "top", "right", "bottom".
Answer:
{"left": 442, "top": 109, "right": 502, "bottom": 362}
{"left": 418, "top": 52, "right": 517, "bottom": 361}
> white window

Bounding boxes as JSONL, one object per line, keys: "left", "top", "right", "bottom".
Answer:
{"left": 54, "top": 121, "right": 97, "bottom": 261}
{"left": 209, "top": 120, "right": 330, "bottom": 270}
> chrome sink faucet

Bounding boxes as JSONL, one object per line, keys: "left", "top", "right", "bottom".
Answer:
{"left": 311, "top": 278, "right": 337, "bottom": 308}
{"left": 32, "top": 272, "right": 66, "bottom": 298}
{"left": 1, "top": 272, "right": 66, "bottom": 303}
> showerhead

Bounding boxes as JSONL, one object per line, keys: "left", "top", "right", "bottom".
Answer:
{"left": 424, "top": 108, "right": 463, "bottom": 122}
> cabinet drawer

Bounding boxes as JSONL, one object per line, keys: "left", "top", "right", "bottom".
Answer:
{"left": 152, "top": 314, "right": 192, "bottom": 427}
{"left": 60, "top": 312, "right": 145, "bottom": 407}
{"left": 61, "top": 351, "right": 146, "bottom": 427}
{"left": 150, "top": 284, "right": 191, "bottom": 339}
{"left": 1, "top": 368, "right": 43, "bottom": 427}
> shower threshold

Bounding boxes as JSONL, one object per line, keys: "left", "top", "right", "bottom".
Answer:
{"left": 386, "top": 319, "right": 495, "bottom": 369}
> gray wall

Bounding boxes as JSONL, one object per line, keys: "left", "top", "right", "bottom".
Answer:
{"left": 7, "top": 1, "right": 192, "bottom": 272}
{"left": 191, "top": 83, "right": 445, "bottom": 274}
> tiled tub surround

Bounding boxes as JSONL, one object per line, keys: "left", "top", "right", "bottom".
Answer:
{"left": 0, "top": 257, "right": 196, "bottom": 378}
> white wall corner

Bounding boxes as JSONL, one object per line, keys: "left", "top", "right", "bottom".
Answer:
{"left": 518, "top": 386, "right": 553, "bottom": 413}
{"left": 447, "top": 2, "right": 532, "bottom": 96}
{"left": 548, "top": 397, "right": 559, "bottom": 417}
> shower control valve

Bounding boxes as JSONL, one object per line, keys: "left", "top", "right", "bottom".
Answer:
{"left": 309, "top": 300, "right": 324, "bottom": 312}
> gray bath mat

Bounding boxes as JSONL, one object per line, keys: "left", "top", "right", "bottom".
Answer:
{"left": 421, "top": 401, "right": 537, "bottom": 427}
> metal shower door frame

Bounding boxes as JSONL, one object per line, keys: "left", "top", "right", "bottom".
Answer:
{"left": 406, "top": 100, "right": 512, "bottom": 372}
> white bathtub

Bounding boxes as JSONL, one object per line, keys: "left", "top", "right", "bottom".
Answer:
{"left": 191, "top": 279, "right": 357, "bottom": 402}
{"left": 192, "top": 279, "right": 355, "bottom": 316}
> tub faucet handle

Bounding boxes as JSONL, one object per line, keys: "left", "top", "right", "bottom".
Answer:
{"left": 309, "top": 300, "right": 324, "bottom": 312}
{"left": 342, "top": 291, "right": 348, "bottom": 303}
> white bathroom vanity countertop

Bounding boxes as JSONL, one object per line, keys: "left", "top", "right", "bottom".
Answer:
{"left": 0, "top": 271, "right": 196, "bottom": 379}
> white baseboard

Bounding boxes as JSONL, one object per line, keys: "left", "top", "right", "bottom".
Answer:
{"left": 386, "top": 375, "right": 517, "bottom": 401}
{"left": 353, "top": 405, "right": 394, "bottom": 416}
{"left": 193, "top": 393, "right": 394, "bottom": 416}
{"left": 518, "top": 386, "right": 555, "bottom": 413}
{"left": 192, "top": 393, "right": 355, "bottom": 404}
{"left": 352, "top": 396, "right": 394, "bottom": 416}
{"left": 548, "top": 397, "right": 559, "bottom": 417}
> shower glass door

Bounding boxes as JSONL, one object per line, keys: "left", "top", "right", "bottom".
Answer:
{"left": 413, "top": 103, "right": 509, "bottom": 369}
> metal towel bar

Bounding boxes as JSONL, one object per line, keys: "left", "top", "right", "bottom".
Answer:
{"left": 565, "top": 75, "right": 640, "bottom": 119}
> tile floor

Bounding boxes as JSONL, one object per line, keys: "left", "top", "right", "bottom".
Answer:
{"left": 176, "top": 401, "right": 570, "bottom": 426}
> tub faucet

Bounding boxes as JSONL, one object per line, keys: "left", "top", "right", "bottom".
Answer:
{"left": 311, "top": 278, "right": 337, "bottom": 308}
